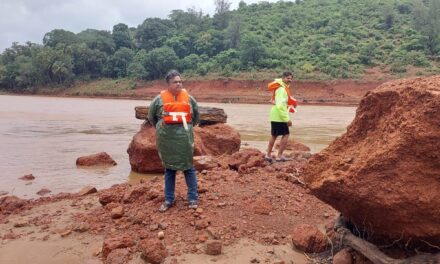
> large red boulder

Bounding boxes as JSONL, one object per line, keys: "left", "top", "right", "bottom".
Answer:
{"left": 303, "top": 76, "right": 440, "bottom": 246}
{"left": 127, "top": 123, "right": 240, "bottom": 173}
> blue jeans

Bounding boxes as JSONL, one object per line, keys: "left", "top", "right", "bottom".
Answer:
{"left": 164, "top": 167, "right": 198, "bottom": 203}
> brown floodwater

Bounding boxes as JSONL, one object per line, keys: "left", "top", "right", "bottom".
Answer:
{"left": 0, "top": 95, "right": 355, "bottom": 198}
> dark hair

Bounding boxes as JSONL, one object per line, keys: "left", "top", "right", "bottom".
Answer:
{"left": 282, "top": 71, "right": 293, "bottom": 78}
{"left": 165, "top": 70, "right": 181, "bottom": 83}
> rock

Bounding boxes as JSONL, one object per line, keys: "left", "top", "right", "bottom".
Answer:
{"left": 13, "top": 219, "right": 29, "bottom": 228}
{"left": 36, "top": 188, "right": 51, "bottom": 196}
{"left": 291, "top": 224, "right": 328, "bottom": 253}
{"left": 78, "top": 186, "right": 97, "bottom": 196}
{"left": 194, "top": 123, "right": 241, "bottom": 156}
{"left": 127, "top": 123, "right": 240, "bottom": 173}
{"left": 303, "top": 76, "right": 440, "bottom": 246}
{"left": 0, "top": 191, "right": 8, "bottom": 196}
{"left": 228, "top": 148, "right": 265, "bottom": 172}
{"left": 122, "top": 185, "right": 149, "bottom": 203}
{"left": 0, "top": 196, "right": 27, "bottom": 214}
{"left": 158, "top": 231, "right": 165, "bottom": 240}
{"left": 205, "top": 240, "right": 222, "bottom": 255}
{"left": 333, "top": 248, "right": 353, "bottom": 264}
{"left": 193, "top": 156, "right": 219, "bottom": 171}
{"left": 76, "top": 152, "right": 117, "bottom": 166}
{"left": 73, "top": 222, "right": 90, "bottom": 233}
{"left": 159, "top": 222, "right": 168, "bottom": 230}
{"left": 99, "top": 187, "right": 124, "bottom": 206}
{"left": 102, "top": 234, "right": 135, "bottom": 258}
{"left": 19, "top": 174, "right": 35, "bottom": 181}
{"left": 105, "top": 248, "right": 130, "bottom": 264}
{"left": 111, "top": 205, "right": 124, "bottom": 219}
{"left": 139, "top": 239, "right": 167, "bottom": 264}
{"left": 195, "top": 219, "right": 210, "bottom": 230}
{"left": 60, "top": 230, "right": 72, "bottom": 237}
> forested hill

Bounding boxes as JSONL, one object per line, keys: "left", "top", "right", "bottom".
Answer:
{"left": 1, "top": 0, "right": 439, "bottom": 92}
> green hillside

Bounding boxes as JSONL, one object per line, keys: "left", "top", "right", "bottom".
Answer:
{"left": 1, "top": 0, "right": 439, "bottom": 92}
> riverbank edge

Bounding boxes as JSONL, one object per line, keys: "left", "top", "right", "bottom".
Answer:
{"left": 0, "top": 77, "right": 393, "bottom": 106}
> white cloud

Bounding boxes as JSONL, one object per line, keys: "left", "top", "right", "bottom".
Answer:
{"left": 0, "top": 0, "right": 278, "bottom": 52}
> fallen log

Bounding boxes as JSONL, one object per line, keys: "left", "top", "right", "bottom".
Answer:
{"left": 135, "top": 106, "right": 227, "bottom": 125}
{"left": 334, "top": 215, "right": 440, "bottom": 264}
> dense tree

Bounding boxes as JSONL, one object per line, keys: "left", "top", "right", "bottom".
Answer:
{"left": 413, "top": 0, "right": 440, "bottom": 55}
{"left": 77, "top": 29, "right": 115, "bottom": 55}
{"left": 239, "top": 34, "right": 267, "bottom": 68}
{"left": 213, "top": 0, "right": 232, "bottom": 29}
{"left": 112, "top": 23, "right": 133, "bottom": 50}
{"left": 43, "top": 29, "right": 78, "bottom": 47}
{"left": 105, "top": 47, "right": 134, "bottom": 77}
{"left": 135, "top": 18, "right": 174, "bottom": 51}
{"left": 144, "top": 47, "right": 179, "bottom": 79}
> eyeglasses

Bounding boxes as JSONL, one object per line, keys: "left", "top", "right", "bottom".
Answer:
{"left": 172, "top": 80, "right": 183, "bottom": 84}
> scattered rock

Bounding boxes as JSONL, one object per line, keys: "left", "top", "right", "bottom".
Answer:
{"left": 159, "top": 222, "right": 168, "bottom": 230}
{"left": 105, "top": 248, "right": 131, "bottom": 264}
{"left": 76, "top": 152, "right": 117, "bottom": 166}
{"left": 19, "top": 174, "right": 35, "bottom": 181}
{"left": 195, "top": 219, "right": 210, "bottom": 230}
{"left": 122, "top": 185, "right": 149, "bottom": 203}
{"left": 13, "top": 219, "right": 29, "bottom": 228}
{"left": 60, "top": 230, "right": 72, "bottom": 237}
{"left": 98, "top": 186, "right": 124, "bottom": 206}
{"left": 291, "top": 224, "right": 328, "bottom": 253}
{"left": 102, "top": 234, "right": 135, "bottom": 258}
{"left": 139, "top": 239, "right": 167, "bottom": 264}
{"left": 194, "top": 155, "right": 219, "bottom": 171}
{"left": 36, "top": 188, "right": 51, "bottom": 196}
{"left": 73, "top": 222, "right": 90, "bottom": 233}
{"left": 206, "top": 240, "right": 222, "bottom": 255}
{"left": 78, "top": 186, "right": 97, "bottom": 196}
{"left": 111, "top": 205, "right": 124, "bottom": 219}
{"left": 0, "top": 196, "right": 27, "bottom": 214}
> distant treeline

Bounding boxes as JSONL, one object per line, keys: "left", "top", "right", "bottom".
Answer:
{"left": 1, "top": 0, "right": 439, "bottom": 91}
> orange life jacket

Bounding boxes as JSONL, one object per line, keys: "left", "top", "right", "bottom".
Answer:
{"left": 268, "top": 80, "right": 297, "bottom": 113}
{"left": 160, "top": 89, "right": 192, "bottom": 126}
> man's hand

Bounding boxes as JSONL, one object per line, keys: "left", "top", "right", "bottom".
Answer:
{"left": 287, "top": 120, "right": 292, "bottom": 127}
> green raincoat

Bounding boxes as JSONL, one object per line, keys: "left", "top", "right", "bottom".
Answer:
{"left": 148, "top": 94, "right": 200, "bottom": 171}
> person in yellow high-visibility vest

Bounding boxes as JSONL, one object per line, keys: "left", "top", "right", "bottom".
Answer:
{"left": 265, "top": 71, "right": 297, "bottom": 162}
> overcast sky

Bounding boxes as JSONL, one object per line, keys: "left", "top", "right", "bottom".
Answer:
{"left": 0, "top": 0, "right": 279, "bottom": 52}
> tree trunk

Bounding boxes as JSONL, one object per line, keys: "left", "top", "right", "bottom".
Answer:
{"left": 334, "top": 216, "right": 440, "bottom": 264}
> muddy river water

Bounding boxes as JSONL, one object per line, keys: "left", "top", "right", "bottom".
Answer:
{"left": 0, "top": 95, "right": 355, "bottom": 198}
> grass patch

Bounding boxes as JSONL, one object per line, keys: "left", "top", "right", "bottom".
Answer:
{"left": 64, "top": 78, "right": 137, "bottom": 97}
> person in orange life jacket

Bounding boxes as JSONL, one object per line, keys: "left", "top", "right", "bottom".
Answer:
{"left": 265, "top": 71, "right": 297, "bottom": 162}
{"left": 148, "top": 70, "right": 200, "bottom": 212}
